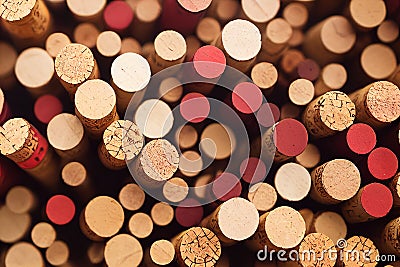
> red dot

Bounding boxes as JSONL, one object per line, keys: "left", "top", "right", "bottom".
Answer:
{"left": 368, "top": 147, "right": 398, "bottom": 180}
{"left": 180, "top": 92, "right": 210, "bottom": 123}
{"left": 193, "top": 45, "right": 226, "bottom": 79}
{"left": 274, "top": 118, "right": 308, "bottom": 157}
{"left": 46, "top": 195, "right": 75, "bottom": 225}
{"left": 361, "top": 183, "right": 393, "bottom": 218}
{"left": 34, "top": 95, "right": 63, "bottom": 124}
{"left": 256, "top": 103, "right": 280, "bottom": 127}
{"left": 346, "top": 123, "right": 376, "bottom": 154}
{"left": 103, "top": 1, "right": 134, "bottom": 31}
{"left": 212, "top": 172, "right": 242, "bottom": 201}
{"left": 175, "top": 198, "right": 204, "bottom": 227}
{"left": 232, "top": 82, "right": 262, "bottom": 114}
{"left": 240, "top": 157, "right": 267, "bottom": 184}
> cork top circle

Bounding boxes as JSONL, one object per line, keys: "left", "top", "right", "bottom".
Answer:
{"left": 0, "top": 0, "right": 36, "bottom": 21}
{"left": 241, "top": 0, "right": 280, "bottom": 23}
{"left": 47, "top": 113, "right": 84, "bottom": 151}
{"left": 0, "top": 118, "right": 30, "bottom": 156}
{"left": 366, "top": 81, "right": 400, "bottom": 123}
{"left": 321, "top": 16, "right": 356, "bottom": 54}
{"left": 67, "top": 0, "right": 106, "bottom": 17}
{"left": 5, "top": 242, "right": 44, "bottom": 267}
{"left": 177, "top": 0, "right": 212, "bottom": 12}
{"left": 350, "top": 0, "right": 386, "bottom": 28}
{"left": 154, "top": 30, "right": 186, "bottom": 61}
{"left": 105, "top": 234, "right": 143, "bottom": 267}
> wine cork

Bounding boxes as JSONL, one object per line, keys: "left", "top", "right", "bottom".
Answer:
{"left": 201, "top": 197, "right": 259, "bottom": 245}
{"left": 185, "top": 35, "right": 201, "bottom": 61}
{"left": 288, "top": 28, "right": 304, "bottom": 47}
{"left": 96, "top": 31, "right": 121, "bottom": 57}
{"left": 119, "top": 183, "right": 145, "bottom": 211}
{"left": 241, "top": 0, "right": 280, "bottom": 24}
{"left": 310, "top": 159, "right": 361, "bottom": 204}
{"left": 231, "top": 83, "right": 263, "bottom": 115}
{"left": 45, "top": 240, "right": 69, "bottom": 266}
{"left": 34, "top": 95, "right": 63, "bottom": 124}
{"left": 247, "top": 182, "right": 277, "bottom": 212}
{"left": 159, "top": 77, "right": 183, "bottom": 103}
{"left": 310, "top": 211, "right": 347, "bottom": 243}
{"left": 295, "top": 143, "right": 320, "bottom": 169}
{"left": 302, "top": 91, "right": 356, "bottom": 138}
{"left": 288, "top": 78, "right": 315, "bottom": 106}
{"left": 149, "top": 240, "right": 175, "bottom": 266}
{"left": 163, "top": 177, "right": 189, "bottom": 203}
{"left": 61, "top": 161, "right": 87, "bottom": 187}
{"left": 134, "top": 99, "right": 174, "bottom": 139}
{"left": 45, "top": 32, "right": 71, "bottom": 58}
{"left": 5, "top": 186, "right": 37, "bottom": 214}
{"left": 177, "top": 124, "right": 198, "bottom": 149}
{"left": 349, "top": 81, "right": 400, "bottom": 128}
{"left": 172, "top": 227, "right": 221, "bottom": 267}
{"left": 87, "top": 242, "right": 105, "bottom": 265}
{"left": 151, "top": 202, "right": 174, "bottom": 227}
{"left": 120, "top": 38, "right": 141, "bottom": 54}
{"left": 5, "top": 242, "right": 44, "bottom": 267}
{"left": 342, "top": 183, "right": 393, "bottom": 223}
{"left": 31, "top": 222, "right": 56, "bottom": 248}
{"left": 14, "top": 47, "right": 54, "bottom": 96}
{"left": 297, "top": 59, "right": 320, "bottom": 81}
{"left": 192, "top": 44, "right": 226, "bottom": 80}
{"left": 148, "top": 30, "right": 186, "bottom": 74}
{"left": 389, "top": 173, "right": 400, "bottom": 207}
{"left": 176, "top": 199, "right": 204, "bottom": 228}
{"left": 0, "top": 41, "right": 17, "bottom": 87}
{"left": 196, "top": 17, "right": 221, "bottom": 44}
{"left": 46, "top": 195, "right": 75, "bottom": 225}
{"left": 212, "top": 172, "right": 242, "bottom": 201}
{"left": 131, "top": 0, "right": 161, "bottom": 43}
{"left": 340, "top": 236, "right": 379, "bottom": 266}
{"left": 110, "top": 52, "right": 151, "bottom": 112}
{"left": 214, "top": 19, "right": 262, "bottom": 73}
{"left": 280, "top": 49, "right": 305, "bottom": 76}
{"left": 381, "top": 217, "right": 400, "bottom": 256}
{"left": 275, "top": 162, "right": 311, "bottom": 202}
{"left": 128, "top": 212, "right": 153, "bottom": 239}
{"left": 368, "top": 147, "right": 398, "bottom": 180}
{"left": 251, "top": 62, "right": 278, "bottom": 91}
{"left": 299, "top": 208, "right": 314, "bottom": 235}
{"left": 132, "top": 139, "right": 179, "bottom": 188}
{"left": 66, "top": 0, "right": 106, "bottom": 21}
{"left": 55, "top": 43, "right": 99, "bottom": 95}
{"left": 247, "top": 206, "right": 306, "bottom": 251}
{"left": 0, "top": 205, "right": 31, "bottom": 243}
{"left": 314, "top": 63, "right": 347, "bottom": 96}
{"left": 345, "top": 122, "right": 376, "bottom": 155}
{"left": 47, "top": 113, "right": 89, "bottom": 161}
{"left": 349, "top": 0, "right": 386, "bottom": 30}
{"left": 0, "top": 118, "right": 58, "bottom": 187}
{"left": 98, "top": 120, "right": 144, "bottom": 170}
{"left": 103, "top": 0, "right": 133, "bottom": 32}
{"left": 207, "top": 0, "right": 239, "bottom": 25}
{"left": 298, "top": 233, "right": 336, "bottom": 267}
{"left": 104, "top": 234, "right": 143, "bottom": 267}
{"left": 200, "top": 123, "right": 235, "bottom": 160}
{"left": 178, "top": 150, "right": 202, "bottom": 178}
{"left": 0, "top": 0, "right": 51, "bottom": 42}
{"left": 360, "top": 43, "right": 397, "bottom": 80}
{"left": 240, "top": 157, "right": 267, "bottom": 184}
{"left": 283, "top": 2, "right": 308, "bottom": 29}
{"left": 257, "top": 103, "right": 280, "bottom": 128}
{"left": 75, "top": 79, "right": 118, "bottom": 138}
{"left": 303, "top": 16, "right": 356, "bottom": 66}
{"left": 142, "top": 42, "right": 155, "bottom": 58}
{"left": 80, "top": 196, "right": 124, "bottom": 241}
{"left": 377, "top": 20, "right": 399, "bottom": 43}
{"left": 73, "top": 23, "right": 100, "bottom": 49}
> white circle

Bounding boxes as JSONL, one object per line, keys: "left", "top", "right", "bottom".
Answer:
{"left": 275, "top": 163, "right": 311, "bottom": 201}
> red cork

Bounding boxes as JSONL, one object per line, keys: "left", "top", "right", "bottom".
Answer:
{"left": 297, "top": 59, "right": 320, "bottom": 81}
{"left": 193, "top": 45, "right": 226, "bottom": 79}
{"left": 240, "top": 157, "right": 267, "bottom": 184}
{"left": 175, "top": 198, "right": 204, "bottom": 227}
{"left": 180, "top": 92, "right": 210, "bottom": 123}
{"left": 361, "top": 183, "right": 393, "bottom": 218}
{"left": 275, "top": 118, "right": 308, "bottom": 157}
{"left": 256, "top": 103, "right": 280, "bottom": 128}
{"left": 17, "top": 127, "right": 49, "bottom": 170}
{"left": 34, "top": 95, "right": 63, "bottom": 124}
{"left": 212, "top": 172, "right": 242, "bottom": 201}
{"left": 346, "top": 123, "right": 376, "bottom": 155}
{"left": 232, "top": 82, "right": 263, "bottom": 114}
{"left": 46, "top": 195, "right": 75, "bottom": 225}
{"left": 160, "top": 0, "right": 212, "bottom": 35}
{"left": 368, "top": 147, "right": 398, "bottom": 180}
{"left": 103, "top": 1, "right": 134, "bottom": 32}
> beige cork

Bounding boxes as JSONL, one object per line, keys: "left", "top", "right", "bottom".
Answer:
{"left": 280, "top": 103, "right": 302, "bottom": 120}
{"left": 196, "top": 17, "right": 221, "bottom": 44}
{"left": 248, "top": 182, "right": 277, "bottom": 212}
{"left": 299, "top": 208, "right": 314, "bottom": 234}
{"left": 0, "top": 41, "right": 17, "bottom": 79}
{"left": 389, "top": 173, "right": 400, "bottom": 207}
{"left": 303, "top": 91, "right": 356, "bottom": 138}
{"left": 200, "top": 123, "right": 235, "bottom": 160}
{"left": 179, "top": 150, "right": 203, "bottom": 177}
{"left": 377, "top": 20, "right": 399, "bottom": 43}
{"left": 288, "top": 29, "right": 304, "bottom": 47}
{"left": 261, "top": 18, "right": 293, "bottom": 57}
{"left": 283, "top": 2, "right": 308, "bottom": 29}
{"left": 45, "top": 240, "right": 69, "bottom": 266}
{"left": 132, "top": 0, "right": 161, "bottom": 43}
{"left": 61, "top": 162, "right": 87, "bottom": 187}
{"left": 341, "top": 236, "right": 379, "bottom": 266}
{"left": 128, "top": 212, "right": 153, "bottom": 239}
{"left": 104, "top": 234, "right": 143, "bottom": 267}
{"left": 55, "top": 43, "right": 99, "bottom": 95}
{"left": 150, "top": 240, "right": 175, "bottom": 266}
{"left": 251, "top": 62, "right": 278, "bottom": 91}
{"left": 45, "top": 32, "right": 71, "bottom": 58}
{"left": 96, "top": 31, "right": 121, "bottom": 57}
{"left": 311, "top": 211, "right": 347, "bottom": 243}
{"left": 361, "top": 44, "right": 397, "bottom": 80}
{"left": 207, "top": 0, "right": 239, "bottom": 25}
{"left": 280, "top": 49, "right": 305, "bottom": 76}
{"left": 288, "top": 78, "right": 315, "bottom": 106}
{"left": 295, "top": 143, "right": 320, "bottom": 169}
{"left": 160, "top": 77, "right": 184, "bottom": 104}
{"left": 349, "top": 0, "right": 386, "bottom": 30}
{"left": 381, "top": 217, "right": 400, "bottom": 256}
{"left": 173, "top": 227, "right": 221, "bottom": 267}
{"left": 241, "top": 0, "right": 279, "bottom": 24}
{"left": 75, "top": 79, "right": 118, "bottom": 138}
{"left": 349, "top": 81, "right": 400, "bottom": 128}
{"left": 120, "top": 38, "right": 141, "bottom": 54}
{"left": 151, "top": 202, "right": 174, "bottom": 227}
{"left": 163, "top": 177, "right": 189, "bottom": 203}
{"left": 298, "top": 233, "right": 336, "bottom": 267}
{"left": 314, "top": 63, "right": 347, "bottom": 96}
{"left": 87, "top": 242, "right": 105, "bottom": 264}
{"left": 73, "top": 23, "right": 100, "bottom": 49}
{"left": 5, "top": 242, "right": 44, "bottom": 267}
{"left": 177, "top": 124, "right": 198, "bottom": 150}
{"left": 6, "top": 186, "right": 37, "bottom": 214}
{"left": 66, "top": 0, "right": 106, "bottom": 21}
{"left": 310, "top": 159, "right": 360, "bottom": 204}
{"left": 119, "top": 183, "right": 145, "bottom": 211}
{"left": 31, "top": 222, "right": 56, "bottom": 249}
{"left": 275, "top": 162, "right": 311, "bottom": 202}
{"left": 0, "top": 205, "right": 31, "bottom": 243}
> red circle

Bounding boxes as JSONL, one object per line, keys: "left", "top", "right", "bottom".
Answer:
{"left": 193, "top": 45, "right": 226, "bottom": 79}
{"left": 367, "top": 147, "right": 398, "bottom": 180}
{"left": 180, "top": 92, "right": 210, "bottom": 123}
{"left": 34, "top": 95, "right": 63, "bottom": 124}
{"left": 240, "top": 157, "right": 267, "bottom": 184}
{"left": 361, "top": 183, "right": 393, "bottom": 218}
{"left": 103, "top": 1, "right": 134, "bottom": 31}
{"left": 46, "top": 195, "right": 75, "bottom": 225}
{"left": 297, "top": 59, "right": 320, "bottom": 81}
{"left": 256, "top": 103, "right": 280, "bottom": 127}
{"left": 175, "top": 198, "right": 204, "bottom": 227}
{"left": 346, "top": 123, "right": 376, "bottom": 154}
{"left": 274, "top": 118, "right": 308, "bottom": 157}
{"left": 212, "top": 172, "right": 242, "bottom": 201}
{"left": 232, "top": 82, "right": 262, "bottom": 114}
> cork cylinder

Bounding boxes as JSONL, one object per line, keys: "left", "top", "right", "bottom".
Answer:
{"left": 380, "top": 217, "right": 400, "bottom": 257}
{"left": 339, "top": 236, "right": 380, "bottom": 266}
{"left": 298, "top": 233, "right": 336, "bottom": 267}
